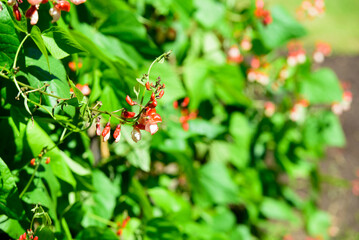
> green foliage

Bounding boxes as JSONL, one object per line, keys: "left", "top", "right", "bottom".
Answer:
{"left": 0, "top": 0, "right": 348, "bottom": 240}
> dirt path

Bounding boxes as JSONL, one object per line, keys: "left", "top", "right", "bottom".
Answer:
{"left": 319, "top": 56, "right": 359, "bottom": 239}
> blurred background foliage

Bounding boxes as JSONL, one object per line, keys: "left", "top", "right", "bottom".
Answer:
{"left": 0, "top": 0, "right": 356, "bottom": 240}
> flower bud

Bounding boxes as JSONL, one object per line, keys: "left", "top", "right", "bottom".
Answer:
{"left": 145, "top": 82, "right": 151, "bottom": 91}
{"left": 13, "top": 5, "right": 21, "bottom": 21}
{"left": 126, "top": 95, "right": 135, "bottom": 106}
{"left": 131, "top": 127, "right": 141, "bottom": 143}
{"left": 30, "top": 158, "right": 36, "bottom": 166}
{"left": 113, "top": 124, "right": 121, "bottom": 143}
{"left": 45, "top": 157, "right": 50, "bottom": 164}
{"left": 49, "top": 7, "right": 61, "bottom": 23}
{"left": 102, "top": 123, "right": 111, "bottom": 142}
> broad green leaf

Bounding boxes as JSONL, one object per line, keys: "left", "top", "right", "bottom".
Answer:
{"left": 299, "top": 68, "right": 343, "bottom": 104}
{"left": 306, "top": 210, "right": 330, "bottom": 239}
{"left": 0, "top": 6, "right": 20, "bottom": 67}
{"left": 257, "top": 6, "right": 306, "bottom": 49}
{"left": 0, "top": 158, "right": 23, "bottom": 219}
{"left": 189, "top": 119, "right": 226, "bottom": 139}
{"left": 148, "top": 187, "right": 191, "bottom": 222}
{"left": 76, "top": 227, "right": 118, "bottom": 240}
{"left": 194, "top": 0, "right": 225, "bottom": 29}
{"left": 42, "top": 26, "right": 87, "bottom": 59}
{"left": 26, "top": 121, "right": 76, "bottom": 188}
{"left": 183, "top": 59, "right": 212, "bottom": 109}
{"left": 0, "top": 216, "right": 24, "bottom": 239}
{"left": 82, "top": 170, "right": 120, "bottom": 227}
{"left": 230, "top": 225, "right": 252, "bottom": 240}
{"left": 145, "top": 218, "right": 182, "bottom": 240}
{"left": 197, "top": 161, "right": 239, "bottom": 205}
{"left": 99, "top": 10, "right": 147, "bottom": 43}
{"left": 30, "top": 26, "right": 50, "bottom": 71}
{"left": 205, "top": 206, "right": 236, "bottom": 232}
{"left": 25, "top": 49, "right": 71, "bottom": 108}
{"left": 260, "top": 198, "right": 299, "bottom": 224}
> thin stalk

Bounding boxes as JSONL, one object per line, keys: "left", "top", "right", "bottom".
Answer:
{"left": 19, "top": 162, "right": 40, "bottom": 198}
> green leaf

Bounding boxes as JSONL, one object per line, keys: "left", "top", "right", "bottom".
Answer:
{"left": 0, "top": 216, "right": 24, "bottom": 239}
{"left": 76, "top": 227, "right": 118, "bottom": 240}
{"left": 34, "top": 226, "right": 55, "bottom": 240}
{"left": 257, "top": 6, "right": 306, "bottom": 49}
{"left": 260, "top": 198, "right": 299, "bottom": 224}
{"left": 148, "top": 187, "right": 191, "bottom": 222}
{"left": 0, "top": 6, "right": 20, "bottom": 67}
{"left": 299, "top": 68, "right": 343, "bottom": 104}
{"left": 145, "top": 218, "right": 182, "bottom": 240}
{"left": 306, "top": 210, "right": 330, "bottom": 239}
{"left": 30, "top": 26, "right": 50, "bottom": 71}
{"left": 26, "top": 121, "right": 77, "bottom": 188}
{"left": 82, "top": 170, "right": 120, "bottom": 227}
{"left": 99, "top": 10, "right": 148, "bottom": 43}
{"left": 194, "top": 0, "right": 225, "bottom": 29}
{"left": 229, "top": 112, "right": 252, "bottom": 168}
{"left": 197, "top": 161, "right": 239, "bottom": 205}
{"left": 0, "top": 158, "right": 23, "bottom": 219}
{"left": 230, "top": 225, "right": 252, "bottom": 240}
{"left": 25, "top": 48, "right": 71, "bottom": 108}
{"left": 41, "top": 26, "right": 87, "bottom": 59}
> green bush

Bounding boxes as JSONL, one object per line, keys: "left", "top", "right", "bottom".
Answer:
{"left": 0, "top": 0, "right": 349, "bottom": 239}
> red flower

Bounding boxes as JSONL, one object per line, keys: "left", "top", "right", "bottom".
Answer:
{"left": 55, "top": 0, "right": 71, "bottom": 12}
{"left": 137, "top": 108, "right": 162, "bottom": 135}
{"left": 45, "top": 157, "right": 50, "bottom": 164}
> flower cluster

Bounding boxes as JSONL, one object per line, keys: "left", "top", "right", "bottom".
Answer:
{"left": 16, "top": 230, "right": 38, "bottom": 240}
{"left": 247, "top": 57, "right": 270, "bottom": 85}
{"left": 6, "top": 0, "right": 86, "bottom": 25}
{"left": 173, "top": 97, "right": 197, "bottom": 131}
{"left": 297, "top": 0, "right": 325, "bottom": 20}
{"left": 95, "top": 78, "right": 165, "bottom": 143}
{"left": 287, "top": 42, "right": 307, "bottom": 66}
{"left": 290, "top": 99, "right": 309, "bottom": 122}
{"left": 331, "top": 90, "right": 352, "bottom": 115}
{"left": 254, "top": 0, "right": 272, "bottom": 25}
{"left": 313, "top": 41, "right": 331, "bottom": 63}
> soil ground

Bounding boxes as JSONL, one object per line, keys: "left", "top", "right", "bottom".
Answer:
{"left": 319, "top": 56, "right": 359, "bottom": 239}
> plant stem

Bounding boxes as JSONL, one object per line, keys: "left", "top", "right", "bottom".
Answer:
{"left": 61, "top": 218, "right": 73, "bottom": 240}
{"left": 87, "top": 212, "right": 118, "bottom": 228}
{"left": 13, "top": 33, "right": 30, "bottom": 69}
{"left": 19, "top": 162, "right": 40, "bottom": 198}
